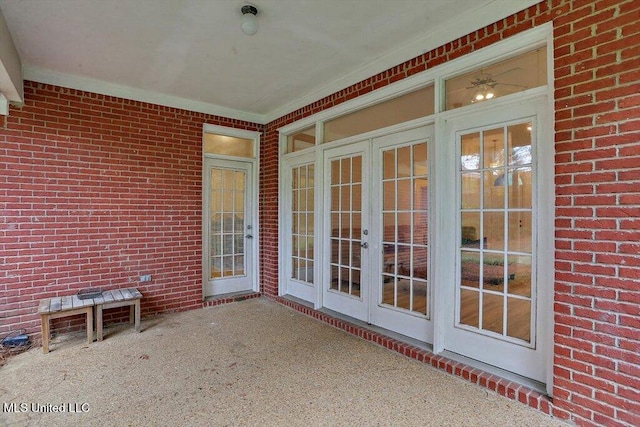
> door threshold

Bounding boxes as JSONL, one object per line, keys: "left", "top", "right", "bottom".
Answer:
{"left": 203, "top": 291, "right": 261, "bottom": 307}
{"left": 439, "top": 350, "right": 547, "bottom": 395}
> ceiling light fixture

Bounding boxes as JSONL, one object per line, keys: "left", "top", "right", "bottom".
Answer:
{"left": 241, "top": 4, "right": 259, "bottom": 36}
{"left": 473, "top": 86, "right": 495, "bottom": 102}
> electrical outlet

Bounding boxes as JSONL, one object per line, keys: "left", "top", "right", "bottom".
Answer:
{"left": 139, "top": 274, "right": 152, "bottom": 282}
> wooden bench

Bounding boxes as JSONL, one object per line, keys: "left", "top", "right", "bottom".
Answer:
{"left": 94, "top": 288, "right": 142, "bottom": 341}
{"left": 39, "top": 295, "right": 94, "bottom": 354}
{"left": 38, "top": 287, "right": 142, "bottom": 353}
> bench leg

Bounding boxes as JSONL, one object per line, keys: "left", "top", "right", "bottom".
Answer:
{"left": 134, "top": 299, "right": 141, "bottom": 332}
{"left": 96, "top": 305, "right": 104, "bottom": 341}
{"left": 41, "top": 314, "right": 50, "bottom": 354}
{"left": 86, "top": 306, "right": 93, "bottom": 344}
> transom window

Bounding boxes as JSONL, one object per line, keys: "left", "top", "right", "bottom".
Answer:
{"left": 445, "top": 48, "right": 547, "bottom": 110}
{"left": 323, "top": 85, "right": 434, "bottom": 143}
{"left": 204, "top": 133, "right": 255, "bottom": 158}
{"left": 287, "top": 126, "right": 316, "bottom": 153}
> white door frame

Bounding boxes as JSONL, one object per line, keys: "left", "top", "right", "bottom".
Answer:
{"left": 202, "top": 125, "right": 260, "bottom": 298}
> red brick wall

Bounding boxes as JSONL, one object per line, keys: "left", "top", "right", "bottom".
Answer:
{"left": 263, "top": 1, "right": 640, "bottom": 425}
{"left": 1, "top": 81, "right": 262, "bottom": 336}
{"left": 553, "top": 1, "right": 640, "bottom": 426}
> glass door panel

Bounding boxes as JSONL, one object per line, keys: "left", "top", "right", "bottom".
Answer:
{"left": 282, "top": 152, "right": 318, "bottom": 303}
{"left": 458, "top": 122, "right": 533, "bottom": 345}
{"left": 381, "top": 142, "right": 429, "bottom": 317}
{"left": 444, "top": 97, "right": 550, "bottom": 384}
{"left": 210, "top": 168, "right": 246, "bottom": 278}
{"left": 329, "top": 155, "right": 363, "bottom": 297}
{"left": 291, "top": 164, "right": 315, "bottom": 284}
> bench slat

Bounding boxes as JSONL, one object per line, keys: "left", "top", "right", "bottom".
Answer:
{"left": 50, "top": 298, "right": 62, "bottom": 312}
{"left": 111, "top": 289, "right": 124, "bottom": 302}
{"left": 130, "top": 289, "right": 143, "bottom": 299}
{"left": 121, "top": 288, "right": 133, "bottom": 300}
{"left": 38, "top": 299, "right": 51, "bottom": 314}
{"left": 102, "top": 291, "right": 115, "bottom": 303}
{"left": 61, "top": 296, "right": 74, "bottom": 311}
{"left": 71, "top": 295, "right": 84, "bottom": 308}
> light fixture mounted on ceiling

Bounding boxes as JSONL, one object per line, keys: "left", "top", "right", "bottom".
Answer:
{"left": 241, "top": 4, "right": 259, "bottom": 36}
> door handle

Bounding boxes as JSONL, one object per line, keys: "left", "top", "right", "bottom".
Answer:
{"left": 361, "top": 242, "right": 369, "bottom": 249}
{"left": 246, "top": 234, "right": 253, "bottom": 239}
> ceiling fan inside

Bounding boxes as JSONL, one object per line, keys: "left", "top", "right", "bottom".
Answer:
{"left": 466, "top": 68, "right": 527, "bottom": 102}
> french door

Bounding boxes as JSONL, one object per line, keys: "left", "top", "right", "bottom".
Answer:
{"left": 442, "top": 98, "right": 551, "bottom": 383}
{"left": 370, "top": 126, "right": 433, "bottom": 342}
{"left": 322, "top": 126, "right": 433, "bottom": 341}
{"left": 203, "top": 158, "right": 255, "bottom": 297}
{"left": 323, "top": 141, "right": 370, "bottom": 321}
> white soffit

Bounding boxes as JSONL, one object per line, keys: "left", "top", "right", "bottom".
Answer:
{"left": 0, "top": 5, "right": 22, "bottom": 105}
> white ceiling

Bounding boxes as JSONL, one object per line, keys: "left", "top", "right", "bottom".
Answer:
{"left": 0, "top": 0, "right": 537, "bottom": 123}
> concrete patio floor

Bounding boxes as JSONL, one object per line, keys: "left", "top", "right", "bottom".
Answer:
{"left": 0, "top": 298, "right": 565, "bottom": 426}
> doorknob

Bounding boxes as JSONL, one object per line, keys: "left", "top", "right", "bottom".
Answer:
{"left": 361, "top": 242, "right": 369, "bottom": 249}
{"left": 246, "top": 234, "right": 253, "bottom": 239}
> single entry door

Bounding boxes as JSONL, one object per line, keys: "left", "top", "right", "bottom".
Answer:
{"left": 204, "top": 158, "right": 255, "bottom": 297}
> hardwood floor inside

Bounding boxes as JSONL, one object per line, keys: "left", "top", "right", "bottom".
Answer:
{"left": 331, "top": 270, "right": 532, "bottom": 344}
